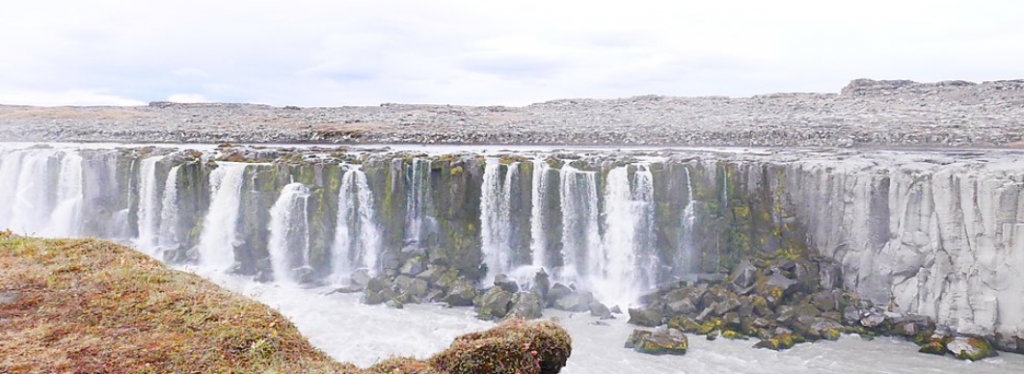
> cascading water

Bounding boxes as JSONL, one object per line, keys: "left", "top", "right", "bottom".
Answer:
{"left": 269, "top": 182, "right": 312, "bottom": 284}
{"left": 595, "top": 165, "right": 656, "bottom": 307}
{"left": 330, "top": 166, "right": 382, "bottom": 282}
{"left": 405, "top": 158, "right": 432, "bottom": 246}
{"left": 529, "top": 158, "right": 550, "bottom": 270}
{"left": 9, "top": 150, "right": 56, "bottom": 234}
{"left": 196, "top": 163, "right": 247, "bottom": 271}
{"left": 558, "top": 165, "right": 601, "bottom": 285}
{"left": 0, "top": 150, "right": 26, "bottom": 230}
{"left": 157, "top": 165, "right": 182, "bottom": 252}
{"left": 680, "top": 167, "right": 697, "bottom": 275}
{"left": 480, "top": 159, "right": 518, "bottom": 281}
{"left": 135, "top": 157, "right": 163, "bottom": 254}
{"left": 44, "top": 151, "right": 85, "bottom": 237}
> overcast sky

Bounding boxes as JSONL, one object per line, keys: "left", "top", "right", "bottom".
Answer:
{"left": 0, "top": 1, "right": 1021, "bottom": 106}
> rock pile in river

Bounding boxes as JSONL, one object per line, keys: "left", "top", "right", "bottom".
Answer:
{"left": 2, "top": 79, "right": 1022, "bottom": 147}
{"left": 626, "top": 256, "right": 999, "bottom": 361}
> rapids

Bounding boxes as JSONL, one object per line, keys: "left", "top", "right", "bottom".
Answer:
{"left": 194, "top": 266, "right": 1024, "bottom": 374}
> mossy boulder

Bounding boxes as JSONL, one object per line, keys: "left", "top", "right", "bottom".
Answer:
{"left": 668, "top": 315, "right": 701, "bottom": 333}
{"left": 947, "top": 337, "right": 997, "bottom": 361}
{"left": 628, "top": 329, "right": 689, "bottom": 356}
{"left": 433, "top": 319, "right": 572, "bottom": 374}
{"left": 722, "top": 330, "right": 749, "bottom": 340}
{"left": 753, "top": 333, "right": 805, "bottom": 351}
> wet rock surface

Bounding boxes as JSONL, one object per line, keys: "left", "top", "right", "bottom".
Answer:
{"left": 631, "top": 256, "right": 1006, "bottom": 360}
{"left": 2, "top": 79, "right": 1023, "bottom": 148}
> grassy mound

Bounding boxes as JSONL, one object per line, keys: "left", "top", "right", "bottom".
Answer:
{"left": 0, "top": 232, "right": 571, "bottom": 374}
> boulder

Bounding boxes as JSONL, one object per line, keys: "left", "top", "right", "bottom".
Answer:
{"left": 809, "top": 291, "right": 839, "bottom": 312}
{"left": 506, "top": 292, "right": 544, "bottom": 320}
{"left": 554, "top": 292, "right": 594, "bottom": 312}
{"left": 628, "top": 329, "right": 688, "bottom": 356}
{"left": 667, "top": 299, "right": 697, "bottom": 315}
{"left": 396, "top": 276, "right": 429, "bottom": 298}
{"left": 729, "top": 260, "right": 758, "bottom": 293}
{"left": 545, "top": 283, "right": 573, "bottom": 307}
{"left": 493, "top": 274, "right": 520, "bottom": 293}
{"left": 476, "top": 288, "right": 513, "bottom": 320}
{"left": 765, "top": 273, "right": 799, "bottom": 300}
{"left": 947, "top": 337, "right": 997, "bottom": 361}
{"left": 753, "top": 333, "right": 805, "bottom": 351}
{"left": 431, "top": 319, "right": 571, "bottom": 374}
{"left": 444, "top": 278, "right": 478, "bottom": 307}
{"left": 624, "top": 330, "right": 652, "bottom": 349}
{"left": 589, "top": 301, "right": 614, "bottom": 320}
{"left": 400, "top": 257, "right": 426, "bottom": 276}
{"left": 351, "top": 269, "right": 372, "bottom": 287}
{"left": 628, "top": 308, "right": 664, "bottom": 327}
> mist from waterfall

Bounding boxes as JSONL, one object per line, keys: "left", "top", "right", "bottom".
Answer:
{"left": 269, "top": 182, "right": 312, "bottom": 284}
{"left": 135, "top": 157, "right": 163, "bottom": 255}
{"left": 330, "top": 166, "right": 382, "bottom": 282}
{"left": 197, "top": 163, "right": 247, "bottom": 271}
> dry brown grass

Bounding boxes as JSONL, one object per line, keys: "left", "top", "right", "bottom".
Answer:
{"left": 0, "top": 232, "right": 572, "bottom": 374}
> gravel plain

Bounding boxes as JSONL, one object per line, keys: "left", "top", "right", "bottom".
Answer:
{"left": 1, "top": 79, "right": 1022, "bottom": 148}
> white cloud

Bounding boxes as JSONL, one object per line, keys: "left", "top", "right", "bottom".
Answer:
{"left": 167, "top": 94, "right": 209, "bottom": 103}
{"left": 0, "top": 0, "right": 1022, "bottom": 106}
{"left": 0, "top": 89, "right": 144, "bottom": 106}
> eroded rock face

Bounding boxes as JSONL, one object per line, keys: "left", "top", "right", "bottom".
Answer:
{"left": 783, "top": 155, "right": 1024, "bottom": 349}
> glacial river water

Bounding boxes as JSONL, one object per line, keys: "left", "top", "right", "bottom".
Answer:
{"left": 194, "top": 267, "right": 1024, "bottom": 374}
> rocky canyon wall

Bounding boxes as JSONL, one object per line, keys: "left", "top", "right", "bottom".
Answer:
{"left": 0, "top": 143, "right": 1020, "bottom": 348}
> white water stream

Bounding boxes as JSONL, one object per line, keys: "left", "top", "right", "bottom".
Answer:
{"left": 269, "top": 182, "right": 312, "bottom": 284}
{"left": 191, "top": 266, "right": 1024, "bottom": 374}
{"left": 197, "top": 163, "right": 248, "bottom": 271}
{"left": 330, "top": 166, "right": 382, "bottom": 282}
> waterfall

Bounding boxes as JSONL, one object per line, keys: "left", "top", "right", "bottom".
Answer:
{"left": 330, "top": 166, "right": 382, "bottom": 282}
{"left": 9, "top": 150, "right": 56, "bottom": 234}
{"left": 157, "top": 165, "right": 182, "bottom": 252}
{"left": 529, "top": 158, "right": 550, "bottom": 269}
{"left": 0, "top": 151, "right": 26, "bottom": 230}
{"left": 595, "top": 165, "right": 656, "bottom": 307}
{"left": 44, "top": 151, "right": 85, "bottom": 237}
{"left": 269, "top": 182, "right": 312, "bottom": 284}
{"left": 405, "top": 158, "right": 432, "bottom": 245}
{"left": 681, "top": 167, "right": 697, "bottom": 274}
{"left": 136, "top": 157, "right": 163, "bottom": 254}
{"left": 558, "top": 165, "right": 601, "bottom": 284}
{"left": 197, "top": 163, "right": 247, "bottom": 271}
{"left": 480, "top": 159, "right": 518, "bottom": 281}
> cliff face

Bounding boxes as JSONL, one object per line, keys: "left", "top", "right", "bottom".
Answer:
{"left": 0, "top": 144, "right": 1021, "bottom": 350}
{"left": 781, "top": 154, "right": 1024, "bottom": 349}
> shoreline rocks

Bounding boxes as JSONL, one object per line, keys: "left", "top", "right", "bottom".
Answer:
{"left": 627, "top": 255, "right": 1005, "bottom": 360}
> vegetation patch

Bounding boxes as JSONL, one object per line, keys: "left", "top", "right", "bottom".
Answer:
{"left": 0, "top": 232, "right": 572, "bottom": 374}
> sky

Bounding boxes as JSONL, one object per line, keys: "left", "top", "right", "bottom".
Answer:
{"left": 0, "top": 0, "right": 1021, "bottom": 106}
